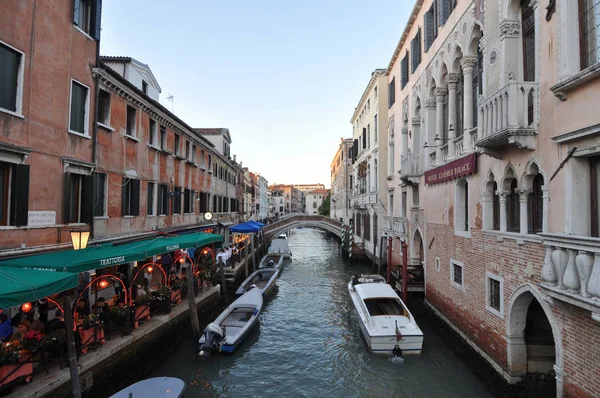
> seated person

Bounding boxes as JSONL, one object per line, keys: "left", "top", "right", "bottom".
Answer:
{"left": 12, "top": 320, "right": 30, "bottom": 343}
{"left": 0, "top": 313, "right": 13, "bottom": 342}
{"left": 92, "top": 297, "right": 109, "bottom": 315}
{"left": 46, "top": 310, "right": 66, "bottom": 334}
{"left": 31, "top": 319, "right": 46, "bottom": 334}
{"left": 136, "top": 284, "right": 148, "bottom": 297}
{"left": 75, "top": 299, "right": 91, "bottom": 318}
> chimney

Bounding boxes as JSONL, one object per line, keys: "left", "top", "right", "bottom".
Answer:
{"left": 233, "top": 155, "right": 237, "bottom": 162}
{"left": 240, "top": 161, "right": 243, "bottom": 168}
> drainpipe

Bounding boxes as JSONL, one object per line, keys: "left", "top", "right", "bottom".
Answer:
{"left": 90, "top": 34, "right": 101, "bottom": 240}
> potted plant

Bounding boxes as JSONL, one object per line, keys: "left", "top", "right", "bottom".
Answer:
{"left": 0, "top": 342, "right": 21, "bottom": 366}
{"left": 44, "top": 329, "right": 66, "bottom": 358}
{"left": 151, "top": 285, "right": 172, "bottom": 314}
{"left": 115, "top": 305, "right": 133, "bottom": 336}
{"left": 81, "top": 314, "right": 100, "bottom": 330}
{"left": 171, "top": 279, "right": 186, "bottom": 304}
{"left": 21, "top": 330, "right": 44, "bottom": 352}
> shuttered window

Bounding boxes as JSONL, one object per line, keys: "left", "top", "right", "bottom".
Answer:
{"left": 401, "top": 53, "right": 409, "bottom": 88}
{"left": 522, "top": 0, "right": 536, "bottom": 82}
{"left": 0, "top": 162, "right": 29, "bottom": 227}
{"left": 528, "top": 174, "right": 544, "bottom": 233}
{"left": 0, "top": 44, "right": 21, "bottom": 112}
{"left": 492, "top": 182, "right": 500, "bottom": 231}
{"left": 126, "top": 105, "right": 136, "bottom": 137}
{"left": 73, "top": 0, "right": 102, "bottom": 40}
{"left": 173, "top": 186, "right": 182, "bottom": 214}
{"left": 184, "top": 188, "right": 194, "bottom": 214}
{"left": 158, "top": 184, "right": 169, "bottom": 215}
{"left": 388, "top": 77, "right": 395, "bottom": 109}
{"left": 69, "top": 81, "right": 88, "bottom": 135}
{"left": 438, "top": 0, "right": 451, "bottom": 26}
{"left": 121, "top": 178, "right": 140, "bottom": 217}
{"left": 411, "top": 29, "right": 421, "bottom": 73}
{"left": 93, "top": 173, "right": 107, "bottom": 217}
{"left": 147, "top": 182, "right": 155, "bottom": 216}
{"left": 579, "top": 0, "right": 600, "bottom": 69}
{"left": 507, "top": 179, "right": 520, "bottom": 232}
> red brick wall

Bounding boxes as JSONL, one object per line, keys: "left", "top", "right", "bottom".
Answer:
{"left": 0, "top": 0, "right": 98, "bottom": 250}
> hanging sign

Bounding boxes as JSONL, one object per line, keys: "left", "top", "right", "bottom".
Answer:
{"left": 424, "top": 153, "right": 477, "bottom": 185}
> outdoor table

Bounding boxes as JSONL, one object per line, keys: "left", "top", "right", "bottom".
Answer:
{"left": 78, "top": 325, "right": 105, "bottom": 355}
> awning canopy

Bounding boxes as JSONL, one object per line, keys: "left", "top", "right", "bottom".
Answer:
{"left": 0, "top": 268, "right": 78, "bottom": 308}
{"left": 230, "top": 222, "right": 261, "bottom": 233}
{"left": 248, "top": 221, "right": 265, "bottom": 228}
{"left": 0, "top": 232, "right": 223, "bottom": 274}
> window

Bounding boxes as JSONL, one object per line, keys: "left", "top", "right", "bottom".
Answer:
{"left": 69, "top": 80, "right": 89, "bottom": 135}
{"left": 149, "top": 119, "right": 157, "bottom": 146}
{"left": 159, "top": 126, "right": 166, "bottom": 150}
{"left": 355, "top": 213, "right": 361, "bottom": 237}
{"left": 388, "top": 77, "right": 396, "bottom": 108}
{"left": 411, "top": 29, "right": 421, "bottom": 72}
{"left": 579, "top": 0, "right": 600, "bottom": 69}
{"left": 184, "top": 188, "right": 194, "bottom": 214}
{"left": 438, "top": 0, "right": 451, "bottom": 26}
{"left": 142, "top": 80, "right": 148, "bottom": 95}
{"left": 451, "top": 260, "right": 463, "bottom": 287}
{"left": 592, "top": 157, "right": 600, "bottom": 237}
{"left": 158, "top": 184, "right": 169, "bottom": 215}
{"left": 367, "top": 125, "right": 371, "bottom": 149}
{"left": 492, "top": 182, "right": 500, "bottom": 230}
{"left": 367, "top": 99, "right": 370, "bottom": 110}
{"left": 98, "top": 89, "right": 111, "bottom": 126}
{"left": 147, "top": 182, "right": 156, "bottom": 216}
{"left": 192, "top": 145, "right": 197, "bottom": 164}
{"left": 126, "top": 105, "right": 136, "bottom": 137}
{"left": 401, "top": 52, "right": 409, "bottom": 88}
{"left": 0, "top": 42, "right": 24, "bottom": 114}
{"left": 363, "top": 213, "right": 371, "bottom": 241}
{"left": 174, "top": 135, "right": 180, "bottom": 156}
{"left": 521, "top": 0, "right": 536, "bottom": 81}
{"left": 473, "top": 41, "right": 484, "bottom": 128}
{"left": 173, "top": 186, "right": 182, "bottom": 214}
{"left": 424, "top": 5, "right": 437, "bottom": 51}
{"left": 507, "top": 178, "right": 520, "bottom": 232}
{"left": 0, "top": 162, "right": 29, "bottom": 227}
{"left": 374, "top": 114, "right": 378, "bottom": 141}
{"left": 185, "top": 141, "right": 191, "bottom": 160}
{"left": 528, "top": 174, "right": 544, "bottom": 233}
{"left": 486, "top": 273, "right": 504, "bottom": 317}
{"left": 208, "top": 155, "right": 212, "bottom": 171}
{"left": 374, "top": 86, "right": 378, "bottom": 98}
{"left": 93, "top": 173, "right": 107, "bottom": 217}
{"left": 455, "top": 73, "right": 464, "bottom": 137}
{"left": 456, "top": 178, "right": 469, "bottom": 233}
{"left": 201, "top": 150, "right": 206, "bottom": 168}
{"left": 74, "top": 0, "right": 92, "bottom": 34}
{"left": 442, "top": 91, "right": 449, "bottom": 142}
{"left": 121, "top": 178, "right": 140, "bottom": 217}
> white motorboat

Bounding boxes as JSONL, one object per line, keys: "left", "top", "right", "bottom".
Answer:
{"left": 258, "top": 252, "right": 285, "bottom": 269}
{"left": 266, "top": 239, "right": 292, "bottom": 260}
{"left": 198, "top": 287, "right": 263, "bottom": 357}
{"left": 236, "top": 267, "right": 281, "bottom": 297}
{"left": 109, "top": 377, "right": 185, "bottom": 397}
{"left": 348, "top": 274, "right": 423, "bottom": 355}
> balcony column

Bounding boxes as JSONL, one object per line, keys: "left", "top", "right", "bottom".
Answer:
{"left": 434, "top": 88, "right": 447, "bottom": 165}
{"left": 460, "top": 57, "right": 478, "bottom": 152}
{"left": 446, "top": 74, "right": 460, "bottom": 159}
{"left": 424, "top": 99, "right": 437, "bottom": 167}
{"left": 542, "top": 185, "right": 549, "bottom": 233}
{"left": 519, "top": 190, "right": 531, "bottom": 235}
{"left": 497, "top": 191, "right": 508, "bottom": 232}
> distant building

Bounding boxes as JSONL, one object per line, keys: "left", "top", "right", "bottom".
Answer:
{"left": 269, "top": 184, "right": 302, "bottom": 213}
{"left": 305, "top": 189, "right": 329, "bottom": 215}
{"left": 293, "top": 183, "right": 325, "bottom": 192}
{"left": 330, "top": 138, "right": 354, "bottom": 224}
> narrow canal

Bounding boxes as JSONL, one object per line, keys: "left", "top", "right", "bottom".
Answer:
{"left": 152, "top": 228, "right": 493, "bottom": 397}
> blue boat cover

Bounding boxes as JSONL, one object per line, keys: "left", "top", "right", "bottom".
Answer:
{"left": 230, "top": 222, "right": 261, "bottom": 233}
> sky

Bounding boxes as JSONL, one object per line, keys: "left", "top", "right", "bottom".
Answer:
{"left": 100, "top": 0, "right": 412, "bottom": 188}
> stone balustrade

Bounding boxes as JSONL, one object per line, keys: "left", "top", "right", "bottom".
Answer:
{"left": 440, "top": 144, "right": 449, "bottom": 163}
{"left": 540, "top": 233, "right": 600, "bottom": 315}
{"left": 382, "top": 216, "right": 408, "bottom": 236}
{"left": 400, "top": 154, "right": 421, "bottom": 180}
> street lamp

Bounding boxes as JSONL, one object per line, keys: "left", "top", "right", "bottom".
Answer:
{"left": 70, "top": 231, "right": 90, "bottom": 250}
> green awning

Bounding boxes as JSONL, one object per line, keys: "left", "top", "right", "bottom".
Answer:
{"left": 0, "top": 268, "right": 78, "bottom": 308}
{"left": 0, "top": 232, "right": 223, "bottom": 274}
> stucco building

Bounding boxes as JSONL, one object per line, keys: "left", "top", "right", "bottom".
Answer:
{"left": 305, "top": 189, "right": 329, "bottom": 215}
{"left": 269, "top": 184, "right": 302, "bottom": 213}
{"left": 382, "top": 0, "right": 600, "bottom": 396}
{"left": 350, "top": 69, "right": 389, "bottom": 263}
{"left": 330, "top": 138, "right": 354, "bottom": 224}
{"left": 0, "top": 0, "right": 101, "bottom": 253}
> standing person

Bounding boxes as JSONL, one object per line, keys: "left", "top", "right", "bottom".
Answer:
{"left": 0, "top": 314, "right": 13, "bottom": 342}
{"left": 37, "top": 298, "right": 49, "bottom": 324}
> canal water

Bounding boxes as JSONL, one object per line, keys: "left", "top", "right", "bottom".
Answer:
{"left": 153, "top": 228, "right": 493, "bottom": 397}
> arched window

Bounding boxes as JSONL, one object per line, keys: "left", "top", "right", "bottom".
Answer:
{"left": 456, "top": 178, "right": 469, "bottom": 232}
{"left": 473, "top": 36, "right": 484, "bottom": 128}
{"left": 521, "top": 0, "right": 536, "bottom": 81}
{"left": 528, "top": 174, "right": 544, "bottom": 233}
{"left": 492, "top": 181, "right": 500, "bottom": 230}
{"left": 455, "top": 73, "right": 464, "bottom": 137}
{"left": 313, "top": 201, "right": 317, "bottom": 209}
{"left": 507, "top": 178, "right": 520, "bottom": 232}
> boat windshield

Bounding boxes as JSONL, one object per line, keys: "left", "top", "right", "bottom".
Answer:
{"left": 363, "top": 298, "right": 407, "bottom": 317}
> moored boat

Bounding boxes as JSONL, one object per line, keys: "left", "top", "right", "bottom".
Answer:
{"left": 258, "top": 252, "right": 285, "bottom": 269}
{"left": 236, "top": 267, "right": 281, "bottom": 297}
{"left": 265, "top": 239, "right": 292, "bottom": 261}
{"left": 198, "top": 287, "right": 263, "bottom": 357}
{"left": 348, "top": 274, "right": 423, "bottom": 355}
{"left": 109, "top": 377, "right": 186, "bottom": 397}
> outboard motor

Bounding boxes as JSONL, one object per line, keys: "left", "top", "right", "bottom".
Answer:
{"left": 198, "top": 322, "right": 224, "bottom": 358}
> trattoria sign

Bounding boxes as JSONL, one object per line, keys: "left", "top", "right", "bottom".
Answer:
{"left": 425, "top": 153, "right": 477, "bottom": 185}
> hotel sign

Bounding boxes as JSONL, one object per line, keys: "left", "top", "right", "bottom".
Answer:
{"left": 424, "top": 153, "right": 477, "bottom": 185}
{"left": 28, "top": 211, "right": 56, "bottom": 227}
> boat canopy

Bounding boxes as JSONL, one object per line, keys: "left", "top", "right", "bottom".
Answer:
{"left": 230, "top": 222, "right": 262, "bottom": 233}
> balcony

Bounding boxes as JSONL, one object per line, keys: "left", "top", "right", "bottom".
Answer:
{"left": 382, "top": 216, "right": 407, "bottom": 236}
{"left": 476, "top": 81, "right": 538, "bottom": 150}
{"left": 539, "top": 233, "right": 600, "bottom": 317}
{"left": 351, "top": 192, "right": 377, "bottom": 210}
{"left": 400, "top": 154, "right": 422, "bottom": 183}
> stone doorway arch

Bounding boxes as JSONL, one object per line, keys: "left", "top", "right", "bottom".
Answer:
{"left": 506, "top": 284, "right": 563, "bottom": 397}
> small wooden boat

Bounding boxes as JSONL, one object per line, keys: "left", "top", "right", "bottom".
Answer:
{"left": 109, "top": 377, "right": 186, "bottom": 397}
{"left": 258, "top": 252, "right": 285, "bottom": 269}
{"left": 198, "top": 287, "right": 263, "bottom": 357}
{"left": 236, "top": 267, "right": 280, "bottom": 297}
{"left": 264, "top": 239, "right": 292, "bottom": 261}
{"left": 348, "top": 274, "right": 423, "bottom": 355}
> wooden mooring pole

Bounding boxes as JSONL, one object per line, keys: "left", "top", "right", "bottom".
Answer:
{"left": 186, "top": 265, "right": 200, "bottom": 339}
{"left": 63, "top": 296, "right": 81, "bottom": 398}
{"left": 219, "top": 258, "right": 229, "bottom": 304}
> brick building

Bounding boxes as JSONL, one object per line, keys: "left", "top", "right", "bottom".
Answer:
{"left": 0, "top": 0, "right": 101, "bottom": 252}
{"left": 378, "top": 0, "right": 600, "bottom": 397}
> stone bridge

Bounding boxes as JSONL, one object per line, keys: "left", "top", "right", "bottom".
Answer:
{"left": 264, "top": 215, "right": 346, "bottom": 241}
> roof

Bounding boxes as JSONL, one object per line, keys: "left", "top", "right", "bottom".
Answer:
{"left": 350, "top": 69, "right": 388, "bottom": 123}
{"left": 355, "top": 283, "right": 399, "bottom": 300}
{"left": 100, "top": 56, "right": 162, "bottom": 92}
{"left": 193, "top": 128, "right": 232, "bottom": 144}
{"left": 98, "top": 62, "right": 215, "bottom": 148}
{"left": 386, "top": 0, "right": 424, "bottom": 73}
{"left": 308, "top": 189, "right": 329, "bottom": 195}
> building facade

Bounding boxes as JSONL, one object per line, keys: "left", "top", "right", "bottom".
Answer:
{"left": 269, "top": 184, "right": 302, "bottom": 213}
{"left": 330, "top": 138, "right": 354, "bottom": 224}
{"left": 256, "top": 174, "right": 269, "bottom": 220}
{"left": 293, "top": 183, "right": 325, "bottom": 192}
{"left": 350, "top": 69, "right": 389, "bottom": 263}
{"left": 384, "top": 0, "right": 600, "bottom": 396}
{"left": 306, "top": 189, "right": 329, "bottom": 215}
{"left": 0, "top": 0, "right": 101, "bottom": 252}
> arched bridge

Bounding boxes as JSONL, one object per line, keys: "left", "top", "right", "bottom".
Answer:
{"left": 264, "top": 215, "right": 346, "bottom": 241}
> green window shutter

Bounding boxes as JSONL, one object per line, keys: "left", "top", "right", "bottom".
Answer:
{"left": 73, "top": 0, "right": 81, "bottom": 26}
{"left": 121, "top": 177, "right": 127, "bottom": 217}
{"left": 10, "top": 164, "right": 30, "bottom": 227}
{"left": 132, "top": 179, "right": 140, "bottom": 216}
{"left": 91, "top": 0, "right": 102, "bottom": 41}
